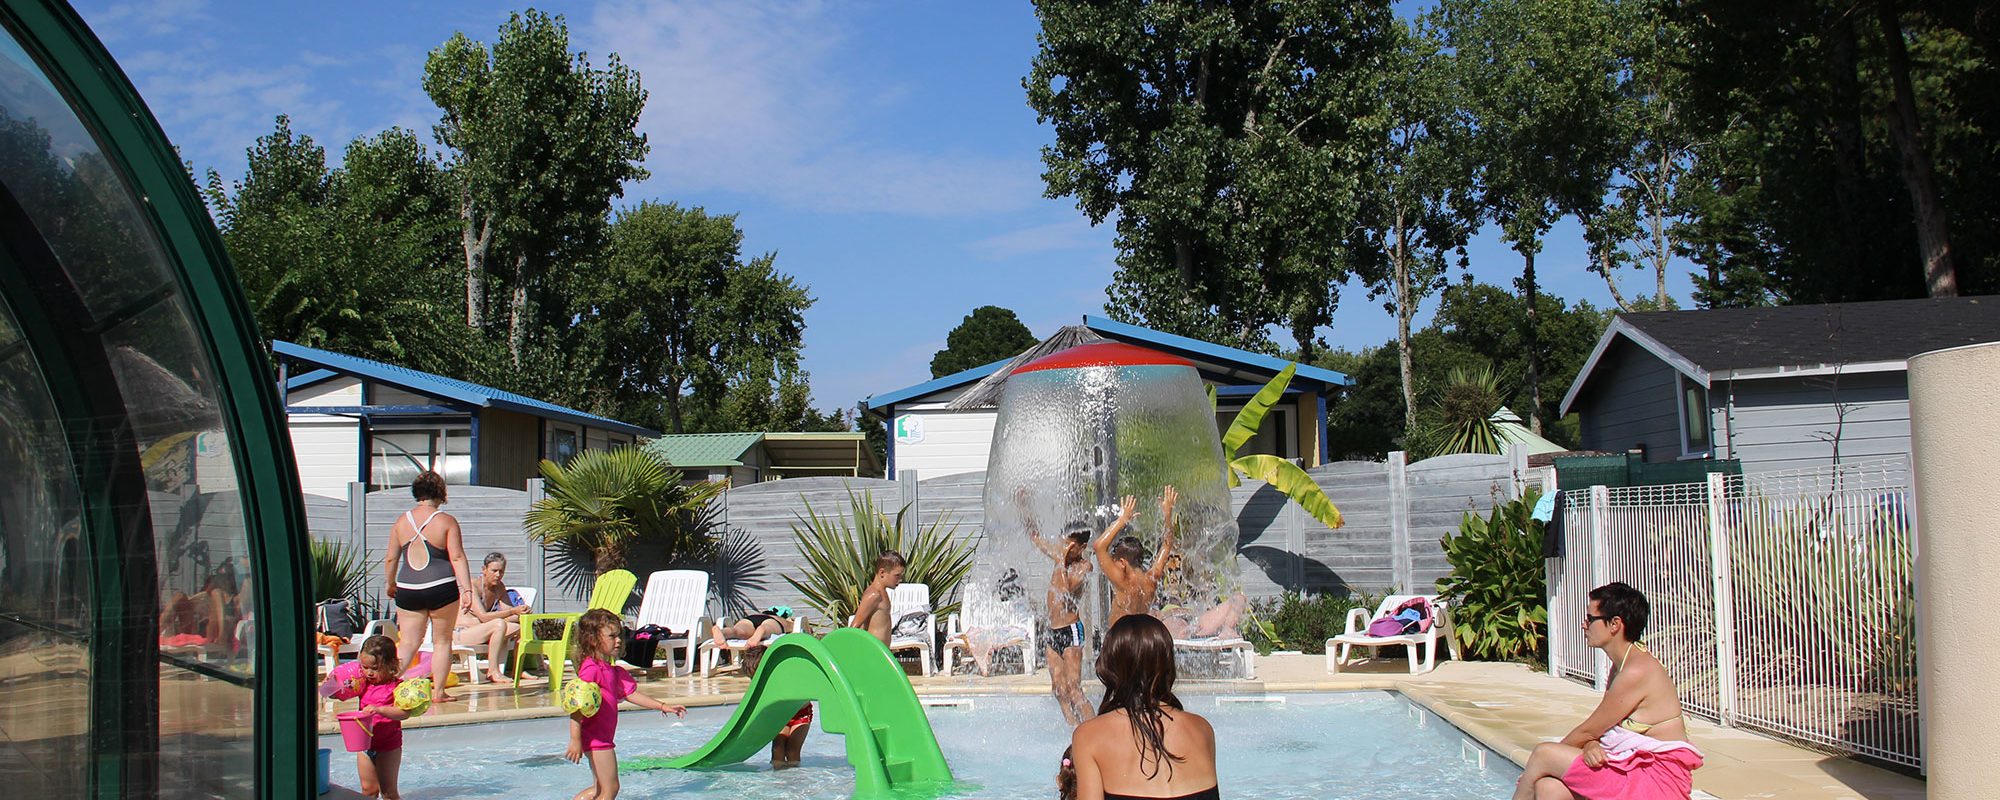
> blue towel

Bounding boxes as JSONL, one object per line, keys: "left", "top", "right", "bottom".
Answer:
{"left": 1530, "top": 492, "right": 1557, "bottom": 523}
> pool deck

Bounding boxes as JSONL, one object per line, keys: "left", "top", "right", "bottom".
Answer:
{"left": 325, "top": 655, "right": 1923, "bottom": 799}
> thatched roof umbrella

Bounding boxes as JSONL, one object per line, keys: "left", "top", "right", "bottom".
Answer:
{"left": 944, "top": 324, "right": 1107, "bottom": 410}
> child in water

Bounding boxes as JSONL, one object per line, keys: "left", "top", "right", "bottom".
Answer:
{"left": 320, "top": 635, "right": 411, "bottom": 800}
{"left": 566, "top": 608, "right": 689, "bottom": 800}
{"left": 1095, "top": 487, "right": 1179, "bottom": 627}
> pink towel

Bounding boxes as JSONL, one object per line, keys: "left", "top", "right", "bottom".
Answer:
{"left": 1559, "top": 726, "right": 1704, "bottom": 799}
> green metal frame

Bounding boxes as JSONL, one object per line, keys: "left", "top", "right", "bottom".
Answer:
{"left": 0, "top": 1, "right": 313, "bottom": 797}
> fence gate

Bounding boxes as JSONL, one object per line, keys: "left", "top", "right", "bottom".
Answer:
{"left": 1548, "top": 458, "right": 1921, "bottom": 770}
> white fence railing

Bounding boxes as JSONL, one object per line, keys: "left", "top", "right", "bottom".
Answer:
{"left": 1548, "top": 458, "right": 1921, "bottom": 769}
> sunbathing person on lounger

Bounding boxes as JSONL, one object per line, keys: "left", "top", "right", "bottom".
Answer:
{"left": 1514, "top": 582, "right": 1703, "bottom": 800}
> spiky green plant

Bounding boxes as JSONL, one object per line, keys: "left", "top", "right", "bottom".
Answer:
{"left": 785, "top": 488, "right": 978, "bottom": 623}
{"left": 1219, "top": 363, "right": 1345, "bottom": 529}
{"left": 309, "top": 539, "right": 369, "bottom": 604}
{"left": 1419, "top": 364, "right": 1504, "bottom": 458}
{"left": 525, "top": 446, "right": 724, "bottom": 575}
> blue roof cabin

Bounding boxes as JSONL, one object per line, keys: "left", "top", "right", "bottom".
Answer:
{"left": 1560, "top": 297, "right": 2000, "bottom": 474}
{"left": 274, "top": 341, "right": 658, "bottom": 497}
{"left": 862, "top": 315, "right": 1349, "bottom": 479}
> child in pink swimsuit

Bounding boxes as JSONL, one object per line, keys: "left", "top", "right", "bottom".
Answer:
{"left": 320, "top": 635, "right": 412, "bottom": 799}
{"left": 565, "top": 608, "right": 687, "bottom": 799}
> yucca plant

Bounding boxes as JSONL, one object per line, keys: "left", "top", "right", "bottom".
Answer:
{"left": 1217, "top": 363, "right": 1345, "bottom": 529}
{"left": 1418, "top": 364, "right": 1504, "bottom": 458}
{"left": 525, "top": 445, "right": 725, "bottom": 575}
{"left": 1437, "top": 489, "right": 1548, "bottom": 661}
{"left": 309, "top": 539, "right": 369, "bottom": 604}
{"left": 785, "top": 488, "right": 978, "bottom": 623}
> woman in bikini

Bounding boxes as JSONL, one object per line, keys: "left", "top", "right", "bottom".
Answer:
{"left": 454, "top": 552, "right": 531, "bottom": 684}
{"left": 1514, "top": 582, "right": 1702, "bottom": 800}
{"left": 1068, "top": 614, "right": 1219, "bottom": 800}
{"left": 385, "top": 470, "right": 474, "bottom": 703}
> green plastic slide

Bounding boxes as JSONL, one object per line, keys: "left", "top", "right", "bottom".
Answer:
{"left": 624, "top": 628, "right": 953, "bottom": 797}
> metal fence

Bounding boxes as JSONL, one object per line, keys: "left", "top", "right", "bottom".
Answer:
{"left": 1549, "top": 457, "right": 1921, "bottom": 769}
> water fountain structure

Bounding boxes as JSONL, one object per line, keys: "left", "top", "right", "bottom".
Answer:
{"left": 960, "top": 342, "right": 1242, "bottom": 678}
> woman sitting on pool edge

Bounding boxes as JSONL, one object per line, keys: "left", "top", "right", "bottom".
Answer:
{"left": 1068, "top": 614, "right": 1218, "bottom": 800}
{"left": 1514, "top": 582, "right": 1703, "bottom": 800}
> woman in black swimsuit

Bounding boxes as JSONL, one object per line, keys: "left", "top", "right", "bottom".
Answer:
{"left": 386, "top": 471, "right": 473, "bottom": 703}
{"left": 1069, "top": 614, "right": 1220, "bottom": 800}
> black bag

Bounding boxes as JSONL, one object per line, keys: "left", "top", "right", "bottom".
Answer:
{"left": 624, "top": 624, "right": 672, "bottom": 667}
{"left": 315, "top": 600, "right": 354, "bottom": 637}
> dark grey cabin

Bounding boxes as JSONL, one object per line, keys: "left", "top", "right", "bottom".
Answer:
{"left": 1560, "top": 297, "right": 2000, "bottom": 474}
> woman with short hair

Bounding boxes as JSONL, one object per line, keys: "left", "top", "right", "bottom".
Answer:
{"left": 1513, "top": 582, "right": 1703, "bottom": 799}
{"left": 1068, "top": 614, "right": 1219, "bottom": 800}
{"left": 386, "top": 470, "right": 474, "bottom": 703}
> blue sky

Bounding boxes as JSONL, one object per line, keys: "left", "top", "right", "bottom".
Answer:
{"left": 76, "top": 0, "right": 1695, "bottom": 416}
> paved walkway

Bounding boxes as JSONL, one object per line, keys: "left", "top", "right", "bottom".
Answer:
{"left": 324, "top": 654, "right": 1923, "bottom": 799}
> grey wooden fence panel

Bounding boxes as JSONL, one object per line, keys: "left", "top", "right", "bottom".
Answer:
{"left": 1406, "top": 453, "right": 1514, "bottom": 591}
{"left": 713, "top": 477, "right": 900, "bottom": 622}
{"left": 915, "top": 471, "right": 988, "bottom": 548}
{"left": 304, "top": 494, "right": 349, "bottom": 544}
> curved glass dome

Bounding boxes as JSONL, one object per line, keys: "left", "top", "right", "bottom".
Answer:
{"left": 0, "top": 1, "right": 310, "bottom": 796}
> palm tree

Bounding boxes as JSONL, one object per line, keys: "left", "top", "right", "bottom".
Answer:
{"left": 524, "top": 446, "right": 724, "bottom": 575}
{"left": 1414, "top": 364, "right": 1504, "bottom": 458}
{"left": 1218, "top": 363, "right": 1345, "bottom": 529}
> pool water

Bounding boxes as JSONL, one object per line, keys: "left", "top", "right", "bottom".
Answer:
{"left": 321, "top": 691, "right": 1520, "bottom": 798}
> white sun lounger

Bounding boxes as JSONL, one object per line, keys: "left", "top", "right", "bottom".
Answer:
{"left": 1174, "top": 637, "right": 1257, "bottom": 679}
{"left": 1325, "top": 594, "right": 1459, "bottom": 675}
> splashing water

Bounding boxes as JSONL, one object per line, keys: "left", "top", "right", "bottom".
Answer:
{"left": 963, "top": 343, "right": 1244, "bottom": 681}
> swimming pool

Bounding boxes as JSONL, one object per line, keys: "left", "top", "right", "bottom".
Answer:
{"left": 321, "top": 691, "right": 1520, "bottom": 798}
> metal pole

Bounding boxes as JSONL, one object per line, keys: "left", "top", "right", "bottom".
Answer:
{"left": 1705, "top": 472, "right": 1738, "bottom": 726}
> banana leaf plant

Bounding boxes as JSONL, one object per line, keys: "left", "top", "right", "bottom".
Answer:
{"left": 1218, "top": 363, "right": 1345, "bottom": 529}
{"left": 785, "top": 488, "right": 978, "bottom": 624}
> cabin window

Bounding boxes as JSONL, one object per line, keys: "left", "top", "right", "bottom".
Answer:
{"left": 1679, "top": 377, "right": 1711, "bottom": 456}
{"left": 1216, "top": 404, "right": 1297, "bottom": 460}
{"left": 370, "top": 425, "right": 471, "bottom": 489}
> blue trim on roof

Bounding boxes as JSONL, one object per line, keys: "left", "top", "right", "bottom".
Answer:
{"left": 863, "top": 358, "right": 1011, "bottom": 411}
{"left": 1082, "top": 315, "right": 1349, "bottom": 387}
{"left": 285, "top": 368, "right": 338, "bottom": 391}
{"left": 271, "top": 340, "right": 659, "bottom": 438}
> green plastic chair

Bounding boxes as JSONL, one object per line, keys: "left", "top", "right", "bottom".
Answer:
{"left": 513, "top": 569, "right": 637, "bottom": 693}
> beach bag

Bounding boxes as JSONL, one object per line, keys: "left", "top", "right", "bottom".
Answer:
{"left": 315, "top": 600, "right": 354, "bottom": 638}
{"left": 1366, "top": 616, "right": 1408, "bottom": 637}
{"left": 624, "top": 623, "right": 669, "bottom": 666}
{"left": 892, "top": 610, "right": 930, "bottom": 641}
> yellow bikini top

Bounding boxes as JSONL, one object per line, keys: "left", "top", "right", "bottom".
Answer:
{"left": 1615, "top": 642, "right": 1681, "bottom": 734}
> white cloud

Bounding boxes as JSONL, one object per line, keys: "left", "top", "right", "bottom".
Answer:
{"left": 87, "top": 0, "right": 210, "bottom": 42}
{"left": 966, "top": 217, "right": 1109, "bottom": 260}
{"left": 584, "top": 0, "right": 1040, "bottom": 217}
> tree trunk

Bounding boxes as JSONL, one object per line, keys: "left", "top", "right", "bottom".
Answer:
{"left": 1394, "top": 208, "right": 1417, "bottom": 434}
{"left": 460, "top": 190, "right": 491, "bottom": 329}
{"left": 1825, "top": 14, "right": 1871, "bottom": 285}
{"left": 1522, "top": 249, "right": 1543, "bottom": 435}
{"left": 1653, "top": 146, "right": 1673, "bottom": 307}
{"left": 508, "top": 252, "right": 530, "bottom": 368}
{"left": 1876, "top": 0, "right": 1958, "bottom": 297}
{"left": 1598, "top": 246, "right": 1632, "bottom": 311}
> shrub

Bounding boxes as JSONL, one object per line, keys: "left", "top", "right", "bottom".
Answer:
{"left": 785, "top": 488, "right": 978, "bottom": 623}
{"left": 1243, "top": 591, "right": 1376, "bottom": 655}
{"left": 1437, "top": 489, "right": 1548, "bottom": 662}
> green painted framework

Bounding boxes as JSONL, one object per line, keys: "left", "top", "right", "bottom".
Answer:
{"left": 0, "top": 1, "right": 313, "bottom": 797}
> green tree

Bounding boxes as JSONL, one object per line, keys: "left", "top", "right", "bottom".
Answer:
{"left": 1351, "top": 18, "right": 1478, "bottom": 432}
{"left": 1668, "top": 0, "right": 1999, "bottom": 304}
{"left": 930, "top": 306, "right": 1038, "bottom": 378}
{"left": 580, "top": 202, "right": 820, "bottom": 434}
{"left": 1435, "top": 0, "right": 1626, "bottom": 433}
{"left": 1026, "top": 0, "right": 1397, "bottom": 357}
{"left": 207, "top": 117, "right": 462, "bottom": 368}
{"left": 424, "top": 10, "right": 649, "bottom": 365}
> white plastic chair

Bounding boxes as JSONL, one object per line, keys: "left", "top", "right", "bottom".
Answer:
{"left": 851, "top": 583, "right": 935, "bottom": 677}
{"left": 628, "top": 570, "right": 708, "bottom": 675}
{"left": 1172, "top": 636, "right": 1257, "bottom": 679}
{"left": 700, "top": 611, "right": 803, "bottom": 677}
{"left": 419, "top": 586, "right": 537, "bottom": 684}
{"left": 1325, "top": 594, "right": 1460, "bottom": 675}
{"left": 942, "top": 612, "right": 1037, "bottom": 676}
{"left": 320, "top": 618, "right": 397, "bottom": 675}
